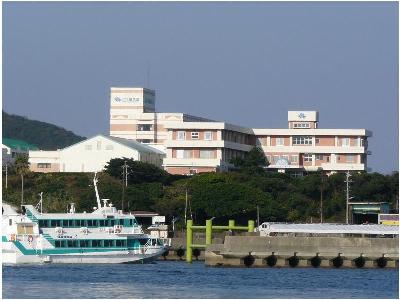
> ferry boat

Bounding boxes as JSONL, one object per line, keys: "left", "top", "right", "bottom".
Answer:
{"left": 2, "top": 174, "right": 167, "bottom": 264}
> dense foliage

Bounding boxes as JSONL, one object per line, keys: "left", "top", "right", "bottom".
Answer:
{"left": 2, "top": 111, "right": 85, "bottom": 150}
{"left": 3, "top": 157, "right": 398, "bottom": 228}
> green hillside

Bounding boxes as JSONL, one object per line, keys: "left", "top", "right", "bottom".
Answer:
{"left": 2, "top": 111, "right": 85, "bottom": 150}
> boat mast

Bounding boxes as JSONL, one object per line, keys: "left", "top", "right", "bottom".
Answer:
{"left": 93, "top": 172, "right": 102, "bottom": 209}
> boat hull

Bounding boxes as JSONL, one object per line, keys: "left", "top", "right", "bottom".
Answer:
{"left": 3, "top": 242, "right": 166, "bottom": 264}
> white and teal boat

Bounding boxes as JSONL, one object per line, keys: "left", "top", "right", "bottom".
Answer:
{"left": 2, "top": 174, "right": 167, "bottom": 264}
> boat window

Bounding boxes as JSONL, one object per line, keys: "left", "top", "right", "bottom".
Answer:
{"left": 67, "top": 240, "right": 74, "bottom": 247}
{"left": 87, "top": 220, "right": 93, "bottom": 227}
{"left": 129, "top": 219, "right": 133, "bottom": 226}
{"left": 118, "top": 219, "right": 124, "bottom": 226}
{"left": 92, "top": 240, "right": 102, "bottom": 248}
{"left": 138, "top": 238, "right": 148, "bottom": 245}
{"left": 100, "top": 220, "right": 105, "bottom": 227}
{"left": 104, "top": 240, "right": 113, "bottom": 247}
{"left": 116, "top": 240, "right": 124, "bottom": 247}
{"left": 68, "top": 220, "right": 74, "bottom": 227}
{"left": 93, "top": 220, "right": 99, "bottom": 227}
{"left": 110, "top": 220, "right": 115, "bottom": 226}
{"left": 80, "top": 240, "right": 88, "bottom": 247}
{"left": 61, "top": 240, "right": 67, "bottom": 247}
{"left": 55, "top": 241, "right": 61, "bottom": 248}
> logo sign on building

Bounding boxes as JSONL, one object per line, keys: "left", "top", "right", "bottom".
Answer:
{"left": 298, "top": 113, "right": 306, "bottom": 119}
{"left": 113, "top": 96, "right": 141, "bottom": 104}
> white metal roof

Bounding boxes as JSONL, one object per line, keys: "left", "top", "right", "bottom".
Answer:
{"left": 259, "top": 222, "right": 399, "bottom": 235}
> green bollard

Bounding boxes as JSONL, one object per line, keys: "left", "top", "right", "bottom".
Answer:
{"left": 186, "top": 220, "right": 193, "bottom": 263}
{"left": 206, "top": 219, "right": 212, "bottom": 245}
{"left": 228, "top": 220, "right": 235, "bottom": 230}
{"left": 248, "top": 220, "right": 255, "bottom": 232}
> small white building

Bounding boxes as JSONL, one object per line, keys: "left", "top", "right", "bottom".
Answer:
{"left": 29, "top": 134, "right": 165, "bottom": 173}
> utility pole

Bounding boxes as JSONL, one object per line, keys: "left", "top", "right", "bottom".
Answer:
{"left": 320, "top": 172, "right": 323, "bottom": 223}
{"left": 345, "top": 170, "right": 353, "bottom": 224}
{"left": 256, "top": 205, "right": 260, "bottom": 228}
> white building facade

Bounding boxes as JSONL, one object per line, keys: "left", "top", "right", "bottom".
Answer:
{"left": 29, "top": 135, "right": 164, "bottom": 173}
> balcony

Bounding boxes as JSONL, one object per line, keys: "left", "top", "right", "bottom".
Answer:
{"left": 163, "top": 158, "right": 222, "bottom": 167}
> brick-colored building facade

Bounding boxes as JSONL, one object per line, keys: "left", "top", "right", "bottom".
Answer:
{"left": 109, "top": 87, "right": 372, "bottom": 175}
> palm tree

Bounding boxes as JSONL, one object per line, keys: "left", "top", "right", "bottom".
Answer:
{"left": 13, "top": 154, "right": 30, "bottom": 206}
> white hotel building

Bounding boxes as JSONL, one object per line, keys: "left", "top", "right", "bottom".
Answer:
{"left": 109, "top": 87, "right": 372, "bottom": 176}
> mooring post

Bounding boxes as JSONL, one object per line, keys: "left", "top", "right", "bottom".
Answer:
{"left": 228, "top": 219, "right": 235, "bottom": 230}
{"left": 248, "top": 220, "right": 255, "bottom": 232}
{"left": 205, "top": 219, "right": 212, "bottom": 245}
{"left": 186, "top": 220, "right": 193, "bottom": 263}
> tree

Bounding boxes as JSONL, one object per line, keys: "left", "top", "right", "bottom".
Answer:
{"left": 104, "top": 157, "right": 173, "bottom": 184}
{"left": 230, "top": 146, "right": 269, "bottom": 174}
{"left": 12, "top": 154, "right": 30, "bottom": 205}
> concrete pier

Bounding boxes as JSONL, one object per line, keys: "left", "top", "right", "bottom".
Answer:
{"left": 205, "top": 235, "right": 399, "bottom": 268}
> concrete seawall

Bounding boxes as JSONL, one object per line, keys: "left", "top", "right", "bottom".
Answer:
{"left": 205, "top": 235, "right": 399, "bottom": 268}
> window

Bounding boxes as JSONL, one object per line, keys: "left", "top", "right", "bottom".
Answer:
{"left": 341, "top": 138, "right": 350, "bottom": 147}
{"left": 191, "top": 132, "right": 199, "bottom": 140}
{"left": 9, "top": 219, "right": 12, "bottom": 226}
{"left": 38, "top": 163, "right": 51, "bottom": 168}
{"left": 293, "top": 123, "right": 310, "bottom": 128}
{"left": 200, "top": 150, "right": 214, "bottom": 159}
{"left": 183, "top": 150, "right": 192, "bottom": 158}
{"left": 138, "top": 139, "right": 151, "bottom": 144}
{"left": 176, "top": 150, "right": 184, "bottom": 159}
{"left": 276, "top": 137, "right": 285, "bottom": 146}
{"left": 303, "top": 154, "right": 313, "bottom": 162}
{"left": 177, "top": 131, "right": 186, "bottom": 141}
{"left": 204, "top": 131, "right": 213, "bottom": 141}
{"left": 176, "top": 149, "right": 192, "bottom": 159}
{"left": 85, "top": 145, "right": 92, "bottom": 150}
{"left": 96, "top": 141, "right": 102, "bottom": 150}
{"left": 290, "top": 156, "right": 298, "bottom": 163}
{"left": 315, "top": 138, "right": 320, "bottom": 144}
{"left": 105, "top": 145, "right": 113, "bottom": 150}
{"left": 104, "top": 240, "right": 113, "bottom": 247}
{"left": 346, "top": 155, "right": 355, "bottom": 163}
{"left": 137, "top": 124, "right": 153, "bottom": 131}
{"left": 292, "top": 136, "right": 312, "bottom": 145}
{"left": 315, "top": 154, "right": 323, "bottom": 160}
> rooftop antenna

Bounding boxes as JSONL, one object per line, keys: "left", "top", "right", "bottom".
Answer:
{"left": 93, "top": 172, "right": 102, "bottom": 210}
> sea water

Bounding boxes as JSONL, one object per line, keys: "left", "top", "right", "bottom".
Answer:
{"left": 2, "top": 261, "right": 399, "bottom": 298}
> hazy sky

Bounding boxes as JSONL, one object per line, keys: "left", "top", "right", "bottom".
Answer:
{"left": 3, "top": 2, "right": 398, "bottom": 173}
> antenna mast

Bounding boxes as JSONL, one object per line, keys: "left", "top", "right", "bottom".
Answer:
{"left": 93, "top": 172, "right": 102, "bottom": 209}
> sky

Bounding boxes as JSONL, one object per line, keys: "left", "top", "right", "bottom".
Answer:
{"left": 3, "top": 2, "right": 398, "bottom": 174}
